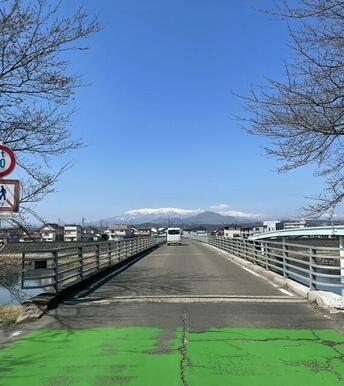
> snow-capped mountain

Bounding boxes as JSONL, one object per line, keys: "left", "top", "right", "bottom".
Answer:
{"left": 94, "top": 207, "right": 263, "bottom": 226}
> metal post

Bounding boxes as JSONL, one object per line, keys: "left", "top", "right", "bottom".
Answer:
{"left": 243, "top": 239, "right": 247, "bottom": 260}
{"left": 309, "top": 247, "right": 316, "bottom": 290}
{"left": 108, "top": 242, "right": 112, "bottom": 266}
{"left": 339, "top": 236, "right": 344, "bottom": 297}
{"left": 260, "top": 241, "right": 265, "bottom": 267}
{"left": 21, "top": 251, "right": 25, "bottom": 289}
{"left": 96, "top": 244, "right": 100, "bottom": 272}
{"left": 78, "top": 246, "right": 83, "bottom": 280}
{"left": 53, "top": 250, "right": 58, "bottom": 293}
{"left": 265, "top": 242, "right": 274, "bottom": 270}
{"left": 124, "top": 239, "right": 127, "bottom": 259}
{"left": 282, "top": 238, "right": 288, "bottom": 278}
{"left": 117, "top": 240, "right": 120, "bottom": 261}
{"left": 120, "top": 240, "right": 124, "bottom": 261}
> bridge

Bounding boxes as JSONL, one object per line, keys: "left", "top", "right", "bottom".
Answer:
{"left": 249, "top": 225, "right": 344, "bottom": 241}
{"left": 0, "top": 236, "right": 344, "bottom": 385}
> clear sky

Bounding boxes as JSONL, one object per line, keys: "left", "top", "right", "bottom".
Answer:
{"left": 33, "top": 0, "right": 326, "bottom": 223}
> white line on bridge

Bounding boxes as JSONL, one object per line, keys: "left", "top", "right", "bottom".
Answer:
{"left": 149, "top": 253, "right": 212, "bottom": 256}
{"left": 278, "top": 288, "right": 294, "bottom": 297}
{"left": 240, "top": 265, "right": 264, "bottom": 279}
{"left": 74, "top": 294, "right": 306, "bottom": 305}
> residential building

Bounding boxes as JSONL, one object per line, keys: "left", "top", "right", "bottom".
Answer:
{"left": 133, "top": 228, "right": 151, "bottom": 237}
{"left": 239, "top": 227, "right": 254, "bottom": 239}
{"left": 252, "top": 225, "right": 266, "bottom": 235}
{"left": 223, "top": 226, "right": 241, "bottom": 238}
{"left": 104, "top": 224, "right": 132, "bottom": 241}
{"left": 151, "top": 227, "right": 167, "bottom": 236}
{"left": 64, "top": 225, "right": 82, "bottom": 242}
{"left": 82, "top": 227, "right": 101, "bottom": 241}
{"left": 284, "top": 220, "right": 307, "bottom": 229}
{"left": 20, "top": 230, "right": 41, "bottom": 242}
{"left": 263, "top": 221, "right": 284, "bottom": 232}
{"left": 40, "top": 224, "right": 63, "bottom": 242}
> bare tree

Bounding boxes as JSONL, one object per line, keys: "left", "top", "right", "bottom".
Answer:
{"left": 0, "top": 0, "right": 99, "bottom": 216}
{"left": 0, "top": 0, "right": 100, "bottom": 301}
{"left": 240, "top": 0, "right": 344, "bottom": 217}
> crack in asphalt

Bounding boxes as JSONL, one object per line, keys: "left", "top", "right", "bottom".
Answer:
{"left": 310, "top": 330, "right": 344, "bottom": 383}
{"left": 185, "top": 328, "right": 344, "bottom": 383}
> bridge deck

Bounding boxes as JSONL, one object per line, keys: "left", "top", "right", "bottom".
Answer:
{"left": 1, "top": 239, "right": 344, "bottom": 386}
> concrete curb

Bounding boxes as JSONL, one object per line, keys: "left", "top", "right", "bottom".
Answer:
{"left": 16, "top": 295, "right": 51, "bottom": 324}
{"left": 203, "top": 242, "right": 344, "bottom": 313}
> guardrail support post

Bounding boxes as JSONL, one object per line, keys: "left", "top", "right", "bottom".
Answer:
{"left": 243, "top": 239, "right": 247, "bottom": 261}
{"left": 21, "top": 252, "right": 25, "bottom": 289}
{"left": 53, "top": 250, "right": 58, "bottom": 293}
{"left": 96, "top": 244, "right": 100, "bottom": 272}
{"left": 265, "top": 242, "right": 271, "bottom": 270}
{"left": 282, "top": 238, "right": 288, "bottom": 278}
{"left": 339, "top": 236, "right": 344, "bottom": 297}
{"left": 108, "top": 242, "right": 112, "bottom": 266}
{"left": 78, "top": 246, "right": 83, "bottom": 281}
{"left": 309, "top": 247, "right": 316, "bottom": 290}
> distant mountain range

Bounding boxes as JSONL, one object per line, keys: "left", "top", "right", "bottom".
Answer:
{"left": 92, "top": 210, "right": 262, "bottom": 226}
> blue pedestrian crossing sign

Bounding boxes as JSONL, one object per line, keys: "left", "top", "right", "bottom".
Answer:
{"left": 0, "top": 179, "right": 20, "bottom": 213}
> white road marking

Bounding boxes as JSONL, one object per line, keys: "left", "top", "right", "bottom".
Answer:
{"left": 77, "top": 294, "right": 305, "bottom": 305}
{"left": 149, "top": 253, "right": 211, "bottom": 256}
{"left": 278, "top": 288, "right": 293, "bottom": 297}
{"left": 10, "top": 331, "right": 22, "bottom": 337}
{"left": 241, "top": 266, "right": 264, "bottom": 279}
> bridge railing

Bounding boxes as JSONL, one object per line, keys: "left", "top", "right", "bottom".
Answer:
{"left": 21, "top": 236, "right": 165, "bottom": 294}
{"left": 208, "top": 236, "right": 344, "bottom": 295}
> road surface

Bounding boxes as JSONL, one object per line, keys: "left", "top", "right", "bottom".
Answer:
{"left": 0, "top": 239, "right": 343, "bottom": 385}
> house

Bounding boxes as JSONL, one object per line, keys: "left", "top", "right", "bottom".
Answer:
{"left": 283, "top": 220, "right": 307, "bottom": 229}
{"left": 133, "top": 228, "right": 151, "bottom": 237}
{"left": 40, "top": 224, "right": 63, "bottom": 242}
{"left": 239, "top": 227, "right": 254, "bottom": 239}
{"left": 20, "top": 230, "right": 41, "bottom": 242}
{"left": 151, "top": 227, "right": 167, "bottom": 236}
{"left": 82, "top": 227, "right": 101, "bottom": 241}
{"left": 64, "top": 225, "right": 82, "bottom": 242}
{"left": 223, "top": 226, "right": 241, "bottom": 238}
{"left": 263, "top": 221, "right": 284, "bottom": 232}
{"left": 252, "top": 225, "right": 266, "bottom": 235}
{"left": 104, "top": 224, "right": 132, "bottom": 241}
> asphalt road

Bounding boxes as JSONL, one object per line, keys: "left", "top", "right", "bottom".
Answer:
{"left": 1, "top": 239, "right": 344, "bottom": 386}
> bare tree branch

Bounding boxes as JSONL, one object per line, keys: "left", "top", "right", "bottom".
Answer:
{"left": 238, "top": 0, "right": 344, "bottom": 218}
{"left": 0, "top": 0, "right": 100, "bottom": 301}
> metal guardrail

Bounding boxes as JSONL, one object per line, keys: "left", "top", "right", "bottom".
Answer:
{"left": 208, "top": 236, "right": 344, "bottom": 295}
{"left": 21, "top": 236, "right": 165, "bottom": 293}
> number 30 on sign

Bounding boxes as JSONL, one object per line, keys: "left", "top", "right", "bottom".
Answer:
{"left": 0, "top": 145, "right": 16, "bottom": 177}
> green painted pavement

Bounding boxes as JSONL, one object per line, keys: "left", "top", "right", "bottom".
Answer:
{"left": 0, "top": 327, "right": 343, "bottom": 386}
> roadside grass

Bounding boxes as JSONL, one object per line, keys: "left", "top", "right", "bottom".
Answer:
{"left": 0, "top": 305, "right": 22, "bottom": 325}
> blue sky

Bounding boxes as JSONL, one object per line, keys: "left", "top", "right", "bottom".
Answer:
{"left": 32, "top": 0, "right": 326, "bottom": 223}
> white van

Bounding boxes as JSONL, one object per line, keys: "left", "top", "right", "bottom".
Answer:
{"left": 167, "top": 227, "right": 182, "bottom": 245}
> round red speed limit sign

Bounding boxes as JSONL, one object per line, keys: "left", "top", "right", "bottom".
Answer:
{"left": 0, "top": 145, "right": 16, "bottom": 177}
